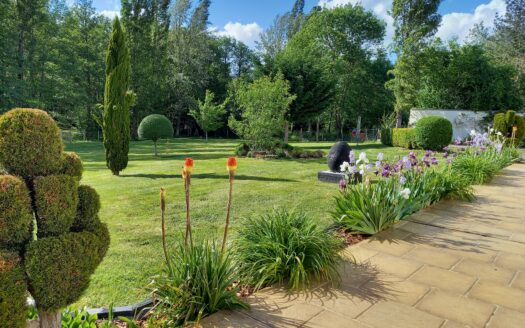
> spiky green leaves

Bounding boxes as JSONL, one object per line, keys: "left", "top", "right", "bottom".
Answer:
{"left": 0, "top": 175, "right": 33, "bottom": 249}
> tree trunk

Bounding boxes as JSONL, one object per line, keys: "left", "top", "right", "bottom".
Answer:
{"left": 205, "top": 131, "right": 208, "bottom": 142}
{"left": 154, "top": 141, "right": 158, "bottom": 156}
{"left": 39, "top": 311, "right": 61, "bottom": 328}
{"left": 284, "top": 121, "right": 289, "bottom": 144}
{"left": 316, "top": 117, "right": 320, "bottom": 142}
{"left": 396, "top": 111, "right": 402, "bottom": 128}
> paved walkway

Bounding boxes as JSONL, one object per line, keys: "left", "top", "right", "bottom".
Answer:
{"left": 202, "top": 164, "right": 525, "bottom": 328}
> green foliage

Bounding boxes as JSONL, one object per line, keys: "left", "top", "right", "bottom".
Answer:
{"left": 235, "top": 142, "right": 250, "bottom": 157}
{"left": 0, "top": 250, "right": 27, "bottom": 328}
{"left": 492, "top": 110, "right": 525, "bottom": 145}
{"left": 0, "top": 108, "right": 63, "bottom": 178}
{"left": 229, "top": 74, "right": 295, "bottom": 150}
{"left": 62, "top": 152, "right": 84, "bottom": 179}
{"left": 450, "top": 146, "right": 518, "bottom": 185}
{"left": 138, "top": 114, "right": 174, "bottom": 142}
{"left": 73, "top": 185, "right": 101, "bottom": 232}
{"left": 392, "top": 128, "right": 416, "bottom": 148}
{"left": 61, "top": 307, "right": 98, "bottom": 328}
{"left": 380, "top": 128, "right": 393, "bottom": 146}
{"left": 34, "top": 175, "right": 79, "bottom": 237}
{"left": 389, "top": 0, "right": 442, "bottom": 124}
{"left": 151, "top": 241, "right": 247, "bottom": 326}
{"left": 414, "top": 116, "right": 452, "bottom": 150}
{"left": 493, "top": 113, "right": 507, "bottom": 134}
{"left": 416, "top": 42, "right": 522, "bottom": 111}
{"left": 332, "top": 178, "right": 416, "bottom": 235}
{"left": 137, "top": 114, "right": 174, "bottom": 155}
{"left": 25, "top": 224, "right": 110, "bottom": 312}
{"left": 103, "top": 17, "right": 134, "bottom": 176}
{"left": 0, "top": 175, "right": 33, "bottom": 248}
{"left": 190, "top": 90, "right": 226, "bottom": 141}
{"left": 233, "top": 209, "right": 343, "bottom": 290}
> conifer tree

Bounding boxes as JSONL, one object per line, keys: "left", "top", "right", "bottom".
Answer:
{"left": 103, "top": 17, "right": 135, "bottom": 175}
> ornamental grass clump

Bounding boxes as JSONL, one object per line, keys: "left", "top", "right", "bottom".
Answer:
{"left": 0, "top": 108, "right": 109, "bottom": 328}
{"left": 233, "top": 209, "right": 344, "bottom": 291}
{"left": 150, "top": 157, "right": 246, "bottom": 327}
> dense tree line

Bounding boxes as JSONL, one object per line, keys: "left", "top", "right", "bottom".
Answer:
{"left": 0, "top": 0, "right": 523, "bottom": 142}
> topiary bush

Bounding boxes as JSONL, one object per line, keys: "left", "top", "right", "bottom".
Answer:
{"left": 0, "top": 108, "right": 109, "bottom": 328}
{"left": 380, "top": 128, "right": 393, "bottom": 146}
{"left": 392, "top": 128, "right": 416, "bottom": 149}
{"left": 414, "top": 116, "right": 453, "bottom": 150}
{"left": 0, "top": 175, "right": 33, "bottom": 249}
{"left": 73, "top": 185, "right": 101, "bottom": 231}
{"left": 493, "top": 110, "right": 525, "bottom": 146}
{"left": 138, "top": 114, "right": 174, "bottom": 156}
{"left": 0, "top": 108, "right": 63, "bottom": 179}
{"left": 61, "top": 152, "right": 83, "bottom": 179}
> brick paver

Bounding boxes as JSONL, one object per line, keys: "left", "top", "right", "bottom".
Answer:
{"left": 202, "top": 164, "right": 525, "bottom": 327}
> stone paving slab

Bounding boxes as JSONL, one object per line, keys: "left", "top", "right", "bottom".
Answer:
{"left": 202, "top": 164, "right": 525, "bottom": 328}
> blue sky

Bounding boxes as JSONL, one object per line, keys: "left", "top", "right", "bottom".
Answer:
{"left": 90, "top": 0, "right": 506, "bottom": 47}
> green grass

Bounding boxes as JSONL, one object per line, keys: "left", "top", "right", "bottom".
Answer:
{"left": 69, "top": 138, "right": 424, "bottom": 307}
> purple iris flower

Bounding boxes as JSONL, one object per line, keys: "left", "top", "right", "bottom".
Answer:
{"left": 399, "top": 175, "right": 406, "bottom": 185}
{"left": 339, "top": 179, "right": 347, "bottom": 191}
{"left": 495, "top": 143, "right": 503, "bottom": 152}
{"left": 349, "top": 151, "right": 356, "bottom": 164}
{"left": 431, "top": 157, "right": 438, "bottom": 165}
{"left": 443, "top": 152, "right": 449, "bottom": 158}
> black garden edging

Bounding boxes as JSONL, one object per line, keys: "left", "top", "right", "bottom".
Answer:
{"left": 87, "top": 299, "right": 153, "bottom": 320}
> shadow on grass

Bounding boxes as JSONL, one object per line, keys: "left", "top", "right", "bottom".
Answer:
{"left": 119, "top": 173, "right": 298, "bottom": 182}
{"left": 194, "top": 173, "right": 299, "bottom": 182}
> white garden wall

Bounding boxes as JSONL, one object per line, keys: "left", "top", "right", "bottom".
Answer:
{"left": 409, "top": 109, "right": 488, "bottom": 140}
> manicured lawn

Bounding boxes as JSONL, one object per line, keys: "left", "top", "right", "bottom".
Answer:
{"left": 69, "top": 138, "right": 424, "bottom": 307}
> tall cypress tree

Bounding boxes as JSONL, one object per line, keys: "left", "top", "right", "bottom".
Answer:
{"left": 103, "top": 17, "right": 134, "bottom": 175}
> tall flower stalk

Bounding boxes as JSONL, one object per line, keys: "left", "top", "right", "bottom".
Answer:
{"left": 183, "top": 158, "right": 194, "bottom": 246}
{"left": 222, "top": 157, "right": 237, "bottom": 253}
{"left": 159, "top": 188, "right": 171, "bottom": 273}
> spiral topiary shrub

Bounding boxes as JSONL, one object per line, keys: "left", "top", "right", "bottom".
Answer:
{"left": 414, "top": 116, "right": 453, "bottom": 150}
{"left": 138, "top": 114, "right": 174, "bottom": 156}
{"left": 0, "top": 108, "right": 109, "bottom": 328}
{"left": 0, "top": 175, "right": 33, "bottom": 248}
{"left": 0, "top": 109, "right": 63, "bottom": 179}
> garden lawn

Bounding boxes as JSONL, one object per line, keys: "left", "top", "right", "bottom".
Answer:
{"left": 69, "top": 138, "right": 428, "bottom": 307}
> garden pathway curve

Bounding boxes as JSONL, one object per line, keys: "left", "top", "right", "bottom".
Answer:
{"left": 202, "top": 163, "right": 525, "bottom": 328}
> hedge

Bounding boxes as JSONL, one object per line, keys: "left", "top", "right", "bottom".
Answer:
{"left": 380, "top": 128, "right": 392, "bottom": 146}
{"left": 61, "top": 152, "right": 83, "bottom": 179}
{"left": 73, "top": 185, "right": 101, "bottom": 231}
{"left": 392, "top": 128, "right": 416, "bottom": 149}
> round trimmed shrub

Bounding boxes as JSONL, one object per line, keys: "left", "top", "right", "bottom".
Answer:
{"left": 138, "top": 114, "right": 174, "bottom": 155}
{"left": 24, "top": 226, "right": 110, "bottom": 311}
{"left": 34, "top": 175, "right": 79, "bottom": 237}
{"left": 0, "top": 250, "right": 27, "bottom": 328}
{"left": 0, "top": 175, "right": 33, "bottom": 248}
{"left": 73, "top": 185, "right": 101, "bottom": 231}
{"left": 0, "top": 108, "right": 63, "bottom": 178}
{"left": 61, "top": 152, "right": 83, "bottom": 179}
{"left": 414, "top": 116, "right": 453, "bottom": 150}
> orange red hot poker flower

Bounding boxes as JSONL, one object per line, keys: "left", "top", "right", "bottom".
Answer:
{"left": 184, "top": 158, "right": 194, "bottom": 173}
{"left": 227, "top": 157, "right": 237, "bottom": 172}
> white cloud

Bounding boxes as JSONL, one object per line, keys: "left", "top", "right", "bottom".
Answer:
{"left": 99, "top": 10, "right": 120, "bottom": 19}
{"left": 213, "top": 22, "right": 263, "bottom": 47}
{"left": 436, "top": 0, "right": 506, "bottom": 43}
{"left": 318, "top": 0, "right": 507, "bottom": 46}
